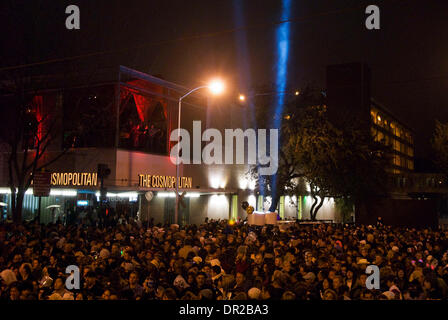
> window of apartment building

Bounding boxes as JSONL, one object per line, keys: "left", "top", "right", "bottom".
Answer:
{"left": 394, "top": 126, "right": 401, "bottom": 138}
{"left": 400, "top": 142, "right": 406, "bottom": 153}
{"left": 405, "top": 132, "right": 413, "bottom": 145}
{"left": 400, "top": 157, "right": 407, "bottom": 168}
{"left": 370, "top": 110, "right": 376, "bottom": 123}
{"left": 383, "top": 135, "right": 390, "bottom": 146}
{"left": 407, "top": 146, "right": 414, "bottom": 157}
{"left": 394, "top": 155, "right": 401, "bottom": 167}
{"left": 393, "top": 139, "right": 400, "bottom": 152}
{"left": 377, "top": 114, "right": 383, "bottom": 127}
{"left": 371, "top": 127, "right": 377, "bottom": 140}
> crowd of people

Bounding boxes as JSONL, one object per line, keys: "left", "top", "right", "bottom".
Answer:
{"left": 1, "top": 217, "right": 448, "bottom": 300}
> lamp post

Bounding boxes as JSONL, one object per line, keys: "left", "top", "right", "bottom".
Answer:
{"left": 175, "top": 80, "right": 224, "bottom": 225}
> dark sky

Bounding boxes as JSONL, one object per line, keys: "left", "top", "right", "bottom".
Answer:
{"left": 1, "top": 0, "right": 448, "bottom": 161}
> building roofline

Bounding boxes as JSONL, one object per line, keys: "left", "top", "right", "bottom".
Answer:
{"left": 371, "top": 97, "right": 414, "bottom": 133}
{"left": 119, "top": 65, "right": 205, "bottom": 99}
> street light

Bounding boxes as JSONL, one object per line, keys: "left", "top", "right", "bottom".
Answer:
{"left": 209, "top": 79, "right": 225, "bottom": 95}
{"left": 175, "top": 79, "right": 224, "bottom": 225}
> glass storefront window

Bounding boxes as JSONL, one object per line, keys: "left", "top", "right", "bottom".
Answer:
{"left": 279, "top": 196, "right": 285, "bottom": 219}
{"left": 63, "top": 85, "right": 116, "bottom": 148}
{"left": 231, "top": 195, "right": 238, "bottom": 220}
{"left": 257, "top": 195, "right": 264, "bottom": 211}
{"left": 118, "top": 88, "right": 168, "bottom": 154}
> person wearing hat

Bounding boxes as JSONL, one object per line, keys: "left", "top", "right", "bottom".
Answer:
{"left": 198, "top": 288, "right": 213, "bottom": 300}
{"left": 356, "top": 258, "right": 370, "bottom": 273}
{"left": 173, "top": 274, "right": 189, "bottom": 292}
{"left": 0, "top": 269, "right": 17, "bottom": 286}
{"left": 303, "top": 272, "right": 316, "bottom": 283}
{"left": 322, "top": 288, "right": 338, "bottom": 300}
{"left": 99, "top": 248, "right": 110, "bottom": 260}
{"left": 385, "top": 276, "right": 401, "bottom": 298}
{"left": 382, "top": 290, "right": 395, "bottom": 300}
{"left": 247, "top": 287, "right": 262, "bottom": 300}
{"left": 192, "top": 256, "right": 203, "bottom": 265}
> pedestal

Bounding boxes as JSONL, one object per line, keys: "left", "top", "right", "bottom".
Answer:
{"left": 265, "top": 212, "right": 278, "bottom": 225}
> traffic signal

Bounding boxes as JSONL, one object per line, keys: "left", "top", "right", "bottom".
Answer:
{"left": 98, "top": 164, "right": 110, "bottom": 204}
{"left": 97, "top": 163, "right": 111, "bottom": 179}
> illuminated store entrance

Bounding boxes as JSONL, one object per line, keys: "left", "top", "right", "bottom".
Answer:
{"left": 163, "top": 197, "right": 190, "bottom": 225}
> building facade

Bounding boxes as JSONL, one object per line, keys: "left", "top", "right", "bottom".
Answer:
{"left": 326, "top": 62, "right": 415, "bottom": 174}
{"left": 370, "top": 99, "right": 414, "bottom": 173}
{"left": 0, "top": 66, "right": 339, "bottom": 225}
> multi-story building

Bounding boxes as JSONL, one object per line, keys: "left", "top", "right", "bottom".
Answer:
{"left": 0, "top": 65, "right": 339, "bottom": 224}
{"left": 370, "top": 99, "right": 414, "bottom": 173}
{"left": 326, "top": 62, "right": 414, "bottom": 174}
{"left": 326, "top": 62, "right": 441, "bottom": 228}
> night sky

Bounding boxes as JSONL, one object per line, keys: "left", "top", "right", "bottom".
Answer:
{"left": 1, "top": 0, "right": 448, "bottom": 163}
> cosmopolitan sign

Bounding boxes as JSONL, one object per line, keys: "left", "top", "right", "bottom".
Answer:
{"left": 51, "top": 172, "right": 98, "bottom": 186}
{"left": 138, "top": 174, "right": 193, "bottom": 189}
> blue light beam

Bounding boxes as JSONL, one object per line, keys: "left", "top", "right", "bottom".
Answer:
{"left": 273, "top": 0, "right": 291, "bottom": 129}
{"left": 270, "top": 0, "right": 291, "bottom": 209}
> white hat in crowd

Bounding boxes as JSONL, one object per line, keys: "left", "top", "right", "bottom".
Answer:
{"left": 248, "top": 287, "right": 261, "bottom": 300}
{"left": 0, "top": 269, "right": 17, "bottom": 286}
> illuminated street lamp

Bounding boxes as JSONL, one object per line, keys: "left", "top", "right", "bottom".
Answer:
{"left": 175, "top": 79, "right": 224, "bottom": 225}
{"left": 209, "top": 79, "right": 225, "bottom": 95}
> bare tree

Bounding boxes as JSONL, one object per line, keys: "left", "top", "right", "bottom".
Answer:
{"left": 0, "top": 75, "right": 71, "bottom": 223}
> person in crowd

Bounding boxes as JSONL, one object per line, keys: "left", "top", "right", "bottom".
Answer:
{"left": 122, "top": 271, "right": 144, "bottom": 299}
{"left": 0, "top": 218, "right": 447, "bottom": 300}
